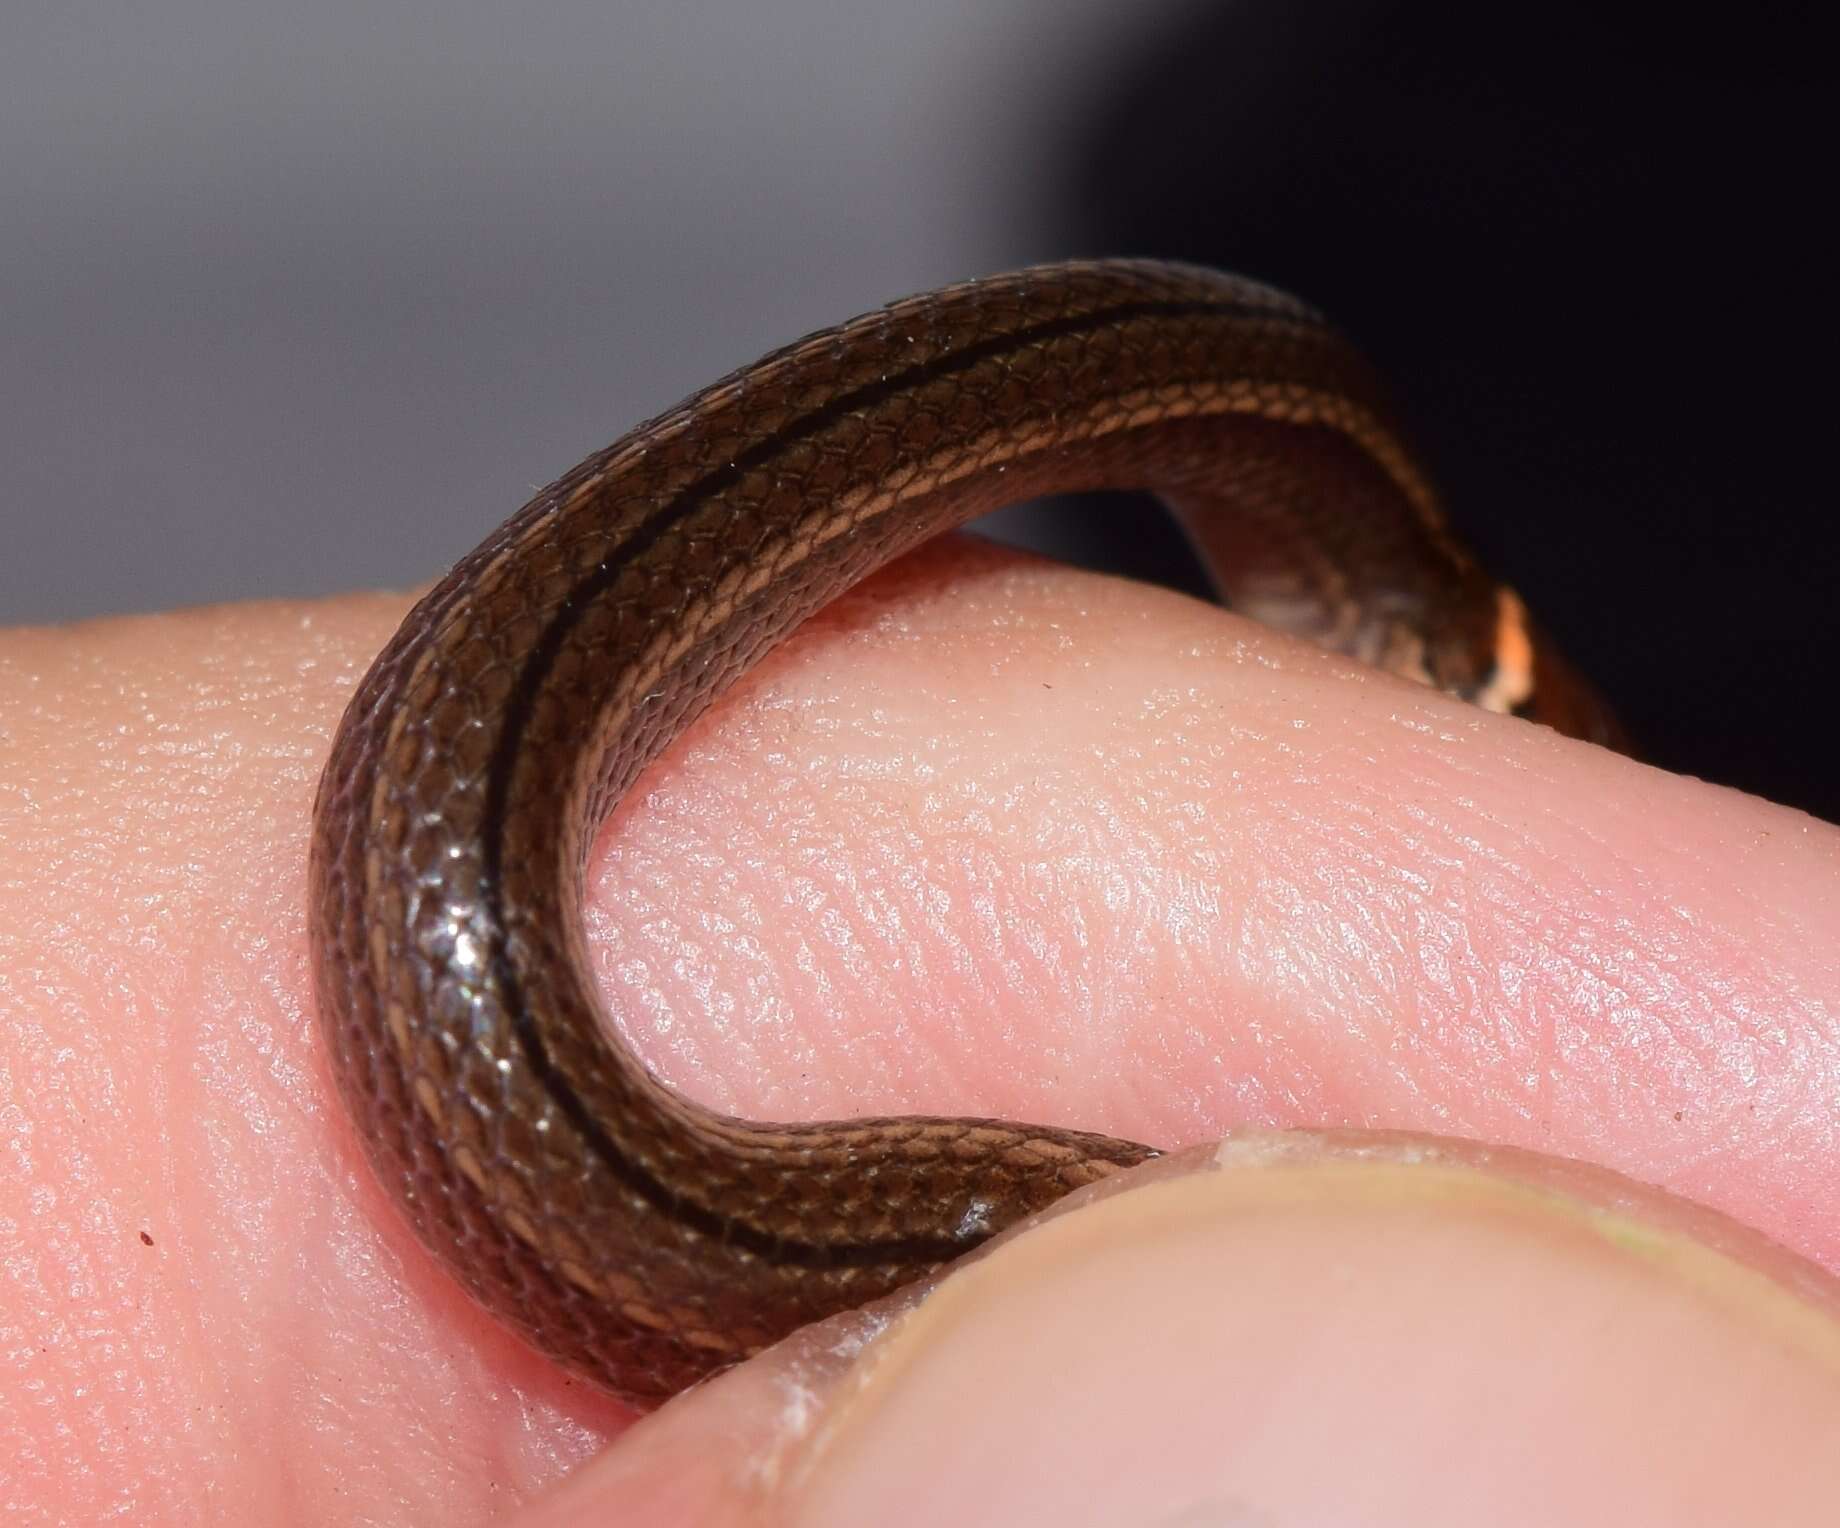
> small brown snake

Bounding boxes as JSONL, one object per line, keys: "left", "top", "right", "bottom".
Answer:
{"left": 308, "top": 259, "right": 1620, "bottom": 1408}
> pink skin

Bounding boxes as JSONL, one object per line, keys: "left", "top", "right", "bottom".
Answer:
{"left": 2, "top": 533, "right": 1838, "bottom": 1522}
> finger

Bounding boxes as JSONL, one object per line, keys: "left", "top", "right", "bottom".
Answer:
{"left": 592, "top": 533, "right": 1840, "bottom": 1264}
{"left": 0, "top": 596, "right": 624, "bottom": 1522}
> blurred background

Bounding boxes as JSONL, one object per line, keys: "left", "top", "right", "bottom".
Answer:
{"left": 4, "top": 2, "right": 1831, "bottom": 815}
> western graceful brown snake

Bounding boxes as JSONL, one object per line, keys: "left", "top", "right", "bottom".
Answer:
{"left": 308, "top": 259, "right": 1620, "bottom": 1408}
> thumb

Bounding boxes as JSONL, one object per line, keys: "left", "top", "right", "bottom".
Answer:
{"left": 529, "top": 1132, "right": 1840, "bottom": 1527}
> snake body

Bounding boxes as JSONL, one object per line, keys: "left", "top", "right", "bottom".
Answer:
{"left": 308, "top": 260, "right": 1618, "bottom": 1408}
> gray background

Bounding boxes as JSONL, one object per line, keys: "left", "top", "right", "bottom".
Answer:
{"left": 3, "top": 0, "right": 1187, "bottom": 624}
{"left": 10, "top": 3, "right": 1834, "bottom": 820}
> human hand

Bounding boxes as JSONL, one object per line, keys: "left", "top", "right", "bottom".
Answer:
{"left": 5, "top": 534, "right": 1838, "bottom": 1523}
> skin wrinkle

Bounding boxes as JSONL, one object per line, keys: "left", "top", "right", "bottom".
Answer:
{"left": 579, "top": 543, "right": 1840, "bottom": 1253}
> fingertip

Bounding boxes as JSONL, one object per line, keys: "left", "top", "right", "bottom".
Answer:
{"left": 570, "top": 1133, "right": 1840, "bottom": 1527}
